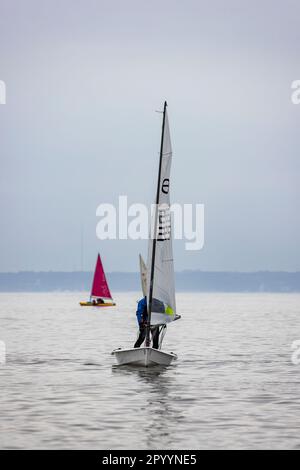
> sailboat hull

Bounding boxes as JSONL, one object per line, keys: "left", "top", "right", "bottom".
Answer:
{"left": 79, "top": 302, "right": 116, "bottom": 307}
{"left": 112, "top": 347, "right": 177, "bottom": 367}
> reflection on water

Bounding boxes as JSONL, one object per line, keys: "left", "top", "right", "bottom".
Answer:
{"left": 112, "top": 365, "right": 184, "bottom": 448}
{"left": 1, "top": 292, "right": 300, "bottom": 449}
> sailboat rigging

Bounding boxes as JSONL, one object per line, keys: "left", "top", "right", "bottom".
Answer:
{"left": 112, "top": 101, "right": 180, "bottom": 366}
{"left": 146, "top": 100, "right": 168, "bottom": 347}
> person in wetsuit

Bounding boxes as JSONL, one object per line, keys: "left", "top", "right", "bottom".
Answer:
{"left": 134, "top": 296, "right": 159, "bottom": 349}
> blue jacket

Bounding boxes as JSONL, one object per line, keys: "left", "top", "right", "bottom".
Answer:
{"left": 136, "top": 297, "right": 148, "bottom": 325}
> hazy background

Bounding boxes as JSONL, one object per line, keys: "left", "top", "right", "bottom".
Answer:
{"left": 0, "top": 0, "right": 299, "bottom": 273}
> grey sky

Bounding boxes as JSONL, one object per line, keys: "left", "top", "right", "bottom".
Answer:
{"left": 0, "top": 0, "right": 299, "bottom": 272}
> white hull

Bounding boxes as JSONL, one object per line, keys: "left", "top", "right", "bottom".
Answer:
{"left": 112, "top": 347, "right": 177, "bottom": 367}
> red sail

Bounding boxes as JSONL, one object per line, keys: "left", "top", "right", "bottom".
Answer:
{"left": 91, "top": 254, "right": 112, "bottom": 299}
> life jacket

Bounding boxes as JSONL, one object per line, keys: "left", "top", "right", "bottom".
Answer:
{"left": 136, "top": 297, "right": 148, "bottom": 325}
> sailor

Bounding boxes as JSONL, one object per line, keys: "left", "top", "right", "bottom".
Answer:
{"left": 134, "top": 296, "right": 159, "bottom": 349}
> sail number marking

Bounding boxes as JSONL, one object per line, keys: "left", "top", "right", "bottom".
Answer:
{"left": 161, "top": 178, "right": 170, "bottom": 194}
{"left": 157, "top": 205, "right": 171, "bottom": 241}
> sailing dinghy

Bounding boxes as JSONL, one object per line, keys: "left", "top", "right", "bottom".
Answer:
{"left": 112, "top": 101, "right": 180, "bottom": 366}
{"left": 80, "top": 253, "right": 116, "bottom": 307}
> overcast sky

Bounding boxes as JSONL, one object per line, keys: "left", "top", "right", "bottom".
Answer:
{"left": 0, "top": 0, "right": 299, "bottom": 272}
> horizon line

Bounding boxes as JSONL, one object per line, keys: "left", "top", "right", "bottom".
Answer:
{"left": 1, "top": 270, "right": 300, "bottom": 275}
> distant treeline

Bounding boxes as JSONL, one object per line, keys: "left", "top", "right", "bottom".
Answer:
{"left": 0, "top": 271, "right": 300, "bottom": 293}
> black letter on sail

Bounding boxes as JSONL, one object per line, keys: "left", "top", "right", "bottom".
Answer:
{"left": 162, "top": 178, "right": 169, "bottom": 194}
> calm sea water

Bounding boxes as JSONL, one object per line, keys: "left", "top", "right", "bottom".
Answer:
{"left": 0, "top": 292, "right": 300, "bottom": 450}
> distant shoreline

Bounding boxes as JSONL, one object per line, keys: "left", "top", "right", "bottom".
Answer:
{"left": 0, "top": 271, "right": 299, "bottom": 293}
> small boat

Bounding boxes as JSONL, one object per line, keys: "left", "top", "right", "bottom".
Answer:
{"left": 80, "top": 253, "right": 116, "bottom": 307}
{"left": 112, "top": 101, "right": 180, "bottom": 367}
{"left": 112, "top": 347, "right": 177, "bottom": 367}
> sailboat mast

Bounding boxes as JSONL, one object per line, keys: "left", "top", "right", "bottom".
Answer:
{"left": 146, "top": 101, "right": 167, "bottom": 347}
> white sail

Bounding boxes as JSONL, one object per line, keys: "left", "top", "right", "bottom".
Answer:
{"left": 147, "top": 107, "right": 176, "bottom": 325}
{"left": 111, "top": 102, "right": 178, "bottom": 367}
{"left": 139, "top": 254, "right": 147, "bottom": 297}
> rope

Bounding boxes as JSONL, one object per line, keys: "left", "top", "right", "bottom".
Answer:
{"left": 158, "top": 324, "right": 167, "bottom": 349}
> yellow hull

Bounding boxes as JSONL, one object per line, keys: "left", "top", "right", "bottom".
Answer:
{"left": 79, "top": 301, "right": 116, "bottom": 307}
